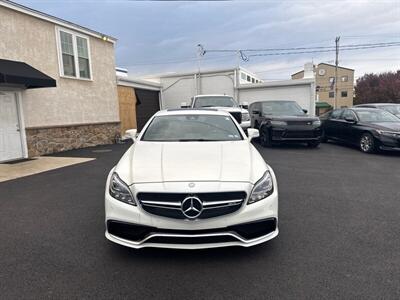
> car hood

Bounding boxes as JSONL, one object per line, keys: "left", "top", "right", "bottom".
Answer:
{"left": 367, "top": 122, "right": 400, "bottom": 131}
{"left": 115, "top": 141, "right": 267, "bottom": 185}
{"left": 207, "top": 107, "right": 245, "bottom": 113}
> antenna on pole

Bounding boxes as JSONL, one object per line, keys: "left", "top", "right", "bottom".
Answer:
{"left": 197, "top": 44, "right": 205, "bottom": 95}
{"left": 197, "top": 44, "right": 205, "bottom": 71}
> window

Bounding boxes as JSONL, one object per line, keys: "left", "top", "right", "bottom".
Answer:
{"left": 141, "top": 115, "right": 243, "bottom": 142}
{"left": 341, "top": 91, "right": 348, "bottom": 97}
{"left": 330, "top": 109, "right": 343, "bottom": 119}
{"left": 329, "top": 77, "right": 335, "bottom": 83}
{"left": 251, "top": 78, "right": 255, "bottom": 83}
{"left": 241, "top": 72, "right": 246, "bottom": 80}
{"left": 247, "top": 75, "right": 251, "bottom": 82}
{"left": 57, "top": 28, "right": 91, "bottom": 79}
{"left": 342, "top": 109, "right": 356, "bottom": 121}
{"left": 60, "top": 31, "right": 76, "bottom": 77}
{"left": 341, "top": 76, "right": 348, "bottom": 82}
{"left": 77, "top": 37, "right": 90, "bottom": 78}
{"left": 329, "top": 91, "right": 334, "bottom": 98}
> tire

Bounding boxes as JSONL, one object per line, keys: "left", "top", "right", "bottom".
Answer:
{"left": 260, "top": 127, "right": 272, "bottom": 147}
{"left": 307, "top": 141, "right": 320, "bottom": 148}
{"left": 359, "top": 132, "right": 376, "bottom": 153}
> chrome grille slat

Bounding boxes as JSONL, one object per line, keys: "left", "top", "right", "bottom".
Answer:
{"left": 203, "top": 199, "right": 243, "bottom": 207}
{"left": 141, "top": 200, "right": 181, "bottom": 207}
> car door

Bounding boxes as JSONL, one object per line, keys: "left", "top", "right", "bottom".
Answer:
{"left": 341, "top": 109, "right": 360, "bottom": 145}
{"left": 323, "top": 109, "right": 344, "bottom": 139}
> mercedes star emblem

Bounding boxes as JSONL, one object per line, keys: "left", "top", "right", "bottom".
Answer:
{"left": 181, "top": 196, "right": 203, "bottom": 219}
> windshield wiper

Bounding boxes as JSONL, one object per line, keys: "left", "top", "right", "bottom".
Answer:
{"left": 178, "top": 139, "right": 216, "bottom": 142}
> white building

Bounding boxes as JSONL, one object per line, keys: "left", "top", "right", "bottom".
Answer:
{"left": 151, "top": 66, "right": 316, "bottom": 115}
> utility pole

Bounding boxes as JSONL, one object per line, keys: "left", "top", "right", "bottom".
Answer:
{"left": 334, "top": 36, "right": 340, "bottom": 109}
{"left": 197, "top": 44, "right": 205, "bottom": 95}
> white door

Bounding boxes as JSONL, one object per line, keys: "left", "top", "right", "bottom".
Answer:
{"left": 0, "top": 92, "right": 24, "bottom": 162}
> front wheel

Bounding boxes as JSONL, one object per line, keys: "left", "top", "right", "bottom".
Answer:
{"left": 359, "top": 133, "right": 376, "bottom": 153}
{"left": 259, "top": 127, "right": 272, "bottom": 147}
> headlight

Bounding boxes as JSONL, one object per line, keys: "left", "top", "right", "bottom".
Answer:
{"left": 241, "top": 112, "right": 250, "bottom": 121}
{"left": 248, "top": 171, "right": 274, "bottom": 204}
{"left": 312, "top": 120, "right": 321, "bottom": 126}
{"left": 376, "top": 130, "right": 398, "bottom": 137}
{"left": 109, "top": 173, "right": 136, "bottom": 206}
{"left": 270, "top": 120, "right": 287, "bottom": 126}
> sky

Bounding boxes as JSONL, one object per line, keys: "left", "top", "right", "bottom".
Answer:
{"left": 17, "top": 0, "right": 400, "bottom": 81}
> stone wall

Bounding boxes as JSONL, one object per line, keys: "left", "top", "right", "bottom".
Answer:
{"left": 25, "top": 122, "right": 120, "bottom": 157}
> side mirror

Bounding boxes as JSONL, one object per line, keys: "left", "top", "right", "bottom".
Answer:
{"left": 125, "top": 129, "right": 138, "bottom": 142}
{"left": 240, "top": 102, "right": 249, "bottom": 109}
{"left": 181, "top": 102, "right": 189, "bottom": 108}
{"left": 252, "top": 110, "right": 261, "bottom": 115}
{"left": 247, "top": 128, "right": 259, "bottom": 142}
{"left": 344, "top": 116, "right": 356, "bottom": 123}
{"left": 302, "top": 109, "right": 308, "bottom": 114}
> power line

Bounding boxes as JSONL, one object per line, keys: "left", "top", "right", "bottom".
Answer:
{"left": 203, "top": 42, "right": 400, "bottom": 54}
{"left": 247, "top": 43, "right": 400, "bottom": 58}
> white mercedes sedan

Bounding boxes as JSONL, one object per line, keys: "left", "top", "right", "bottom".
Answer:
{"left": 105, "top": 109, "right": 278, "bottom": 249}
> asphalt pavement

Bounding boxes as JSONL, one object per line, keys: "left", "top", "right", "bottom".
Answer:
{"left": 0, "top": 141, "right": 399, "bottom": 299}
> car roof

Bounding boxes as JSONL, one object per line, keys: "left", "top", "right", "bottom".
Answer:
{"left": 349, "top": 107, "right": 384, "bottom": 112}
{"left": 356, "top": 103, "right": 399, "bottom": 107}
{"left": 193, "top": 94, "right": 233, "bottom": 98}
{"left": 156, "top": 109, "right": 231, "bottom": 116}
{"left": 251, "top": 100, "right": 295, "bottom": 104}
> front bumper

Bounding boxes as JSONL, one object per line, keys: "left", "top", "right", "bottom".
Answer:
{"left": 376, "top": 134, "right": 400, "bottom": 151}
{"left": 106, "top": 218, "right": 278, "bottom": 249}
{"left": 105, "top": 175, "right": 278, "bottom": 249}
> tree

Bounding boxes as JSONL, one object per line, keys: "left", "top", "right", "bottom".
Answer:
{"left": 354, "top": 70, "right": 400, "bottom": 104}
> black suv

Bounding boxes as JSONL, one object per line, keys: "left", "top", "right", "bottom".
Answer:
{"left": 249, "top": 101, "right": 322, "bottom": 147}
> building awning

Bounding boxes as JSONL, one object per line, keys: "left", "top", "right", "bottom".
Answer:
{"left": 0, "top": 59, "right": 56, "bottom": 89}
{"left": 316, "top": 102, "right": 332, "bottom": 109}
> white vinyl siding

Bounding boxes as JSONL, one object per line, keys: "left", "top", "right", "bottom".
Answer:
{"left": 57, "top": 28, "right": 92, "bottom": 80}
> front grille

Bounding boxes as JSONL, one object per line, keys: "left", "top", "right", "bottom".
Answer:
{"left": 137, "top": 191, "right": 247, "bottom": 219}
{"left": 286, "top": 120, "right": 312, "bottom": 126}
{"left": 284, "top": 130, "right": 316, "bottom": 138}
{"left": 229, "top": 112, "right": 242, "bottom": 124}
{"left": 147, "top": 235, "right": 238, "bottom": 244}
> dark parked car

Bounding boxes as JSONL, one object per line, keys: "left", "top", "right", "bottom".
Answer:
{"left": 355, "top": 103, "right": 400, "bottom": 119}
{"left": 321, "top": 107, "right": 400, "bottom": 153}
{"left": 249, "top": 101, "right": 322, "bottom": 147}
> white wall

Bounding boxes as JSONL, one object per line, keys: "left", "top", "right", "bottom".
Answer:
{"left": 239, "top": 82, "right": 315, "bottom": 115}
{"left": 160, "top": 73, "right": 315, "bottom": 115}
{"left": 160, "top": 72, "right": 236, "bottom": 109}
{"left": 0, "top": 6, "right": 119, "bottom": 127}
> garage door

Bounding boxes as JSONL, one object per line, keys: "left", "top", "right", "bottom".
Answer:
{"left": 135, "top": 89, "right": 160, "bottom": 131}
{"left": 0, "top": 92, "right": 24, "bottom": 162}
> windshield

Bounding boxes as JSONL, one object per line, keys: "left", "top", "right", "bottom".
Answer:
{"left": 194, "top": 96, "right": 236, "bottom": 108}
{"left": 141, "top": 114, "right": 243, "bottom": 142}
{"left": 261, "top": 101, "right": 305, "bottom": 116}
{"left": 356, "top": 110, "right": 400, "bottom": 122}
{"left": 382, "top": 105, "right": 400, "bottom": 115}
